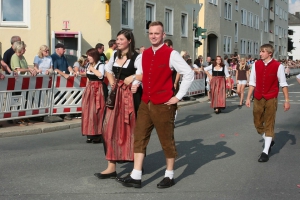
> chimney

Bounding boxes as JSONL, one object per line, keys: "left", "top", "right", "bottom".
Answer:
{"left": 296, "top": 12, "right": 300, "bottom": 19}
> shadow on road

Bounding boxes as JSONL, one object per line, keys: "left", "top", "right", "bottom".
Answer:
{"left": 175, "top": 114, "right": 211, "bottom": 128}
{"left": 270, "top": 131, "right": 296, "bottom": 157}
{"left": 118, "top": 139, "right": 235, "bottom": 186}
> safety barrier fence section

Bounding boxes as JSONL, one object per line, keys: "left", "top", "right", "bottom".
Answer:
{"left": 289, "top": 68, "right": 300, "bottom": 75}
{"left": 51, "top": 75, "right": 87, "bottom": 116}
{"left": 1, "top": 71, "right": 208, "bottom": 121}
{"left": 181, "top": 71, "right": 206, "bottom": 97}
{"left": 0, "top": 75, "right": 53, "bottom": 121}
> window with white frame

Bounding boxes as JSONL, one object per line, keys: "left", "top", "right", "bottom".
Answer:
{"left": 264, "top": 0, "right": 269, "bottom": 9}
{"left": 279, "top": 8, "right": 282, "bottom": 19}
{"left": 235, "top": 0, "right": 239, "bottom": 10}
{"left": 275, "top": 25, "right": 278, "bottom": 35}
{"left": 122, "top": 0, "right": 134, "bottom": 29}
{"left": 234, "top": 22, "right": 238, "bottom": 42}
{"left": 181, "top": 12, "right": 188, "bottom": 37}
{"left": 224, "top": 1, "right": 232, "bottom": 20}
{"left": 275, "top": 4, "right": 278, "bottom": 15}
{"left": 278, "top": 26, "right": 282, "bottom": 37}
{"left": 146, "top": 2, "right": 155, "bottom": 30}
{"left": 223, "top": 36, "right": 231, "bottom": 54}
{"left": 255, "top": 15, "right": 259, "bottom": 29}
{"left": 264, "top": 20, "right": 268, "bottom": 33}
{"left": 248, "top": 12, "right": 253, "bottom": 27}
{"left": 261, "top": 6, "right": 263, "bottom": 22}
{"left": 255, "top": 0, "right": 260, "bottom": 3}
{"left": 241, "top": 9, "right": 247, "bottom": 25}
{"left": 254, "top": 42, "right": 259, "bottom": 55}
{"left": 209, "top": 0, "right": 218, "bottom": 5}
{"left": 0, "top": 0, "right": 30, "bottom": 27}
{"left": 240, "top": 39, "right": 247, "bottom": 54}
{"left": 165, "top": 8, "right": 173, "bottom": 35}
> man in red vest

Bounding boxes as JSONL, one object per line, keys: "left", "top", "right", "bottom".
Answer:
{"left": 246, "top": 44, "right": 290, "bottom": 162}
{"left": 117, "top": 21, "right": 194, "bottom": 188}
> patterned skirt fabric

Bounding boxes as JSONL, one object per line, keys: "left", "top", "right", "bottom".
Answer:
{"left": 81, "top": 81, "right": 106, "bottom": 136}
{"left": 102, "top": 80, "right": 140, "bottom": 161}
{"left": 210, "top": 76, "right": 226, "bottom": 109}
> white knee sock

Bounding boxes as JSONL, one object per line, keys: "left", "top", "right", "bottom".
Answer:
{"left": 130, "top": 169, "right": 142, "bottom": 180}
{"left": 165, "top": 170, "right": 174, "bottom": 179}
{"left": 261, "top": 133, "right": 266, "bottom": 140}
{"left": 263, "top": 136, "right": 272, "bottom": 155}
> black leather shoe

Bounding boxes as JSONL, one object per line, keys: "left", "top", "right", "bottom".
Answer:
{"left": 94, "top": 171, "right": 117, "bottom": 179}
{"left": 121, "top": 175, "right": 141, "bottom": 188}
{"left": 258, "top": 152, "right": 269, "bottom": 162}
{"left": 116, "top": 173, "right": 131, "bottom": 183}
{"left": 157, "top": 177, "right": 175, "bottom": 188}
{"left": 86, "top": 139, "right": 92, "bottom": 143}
{"left": 268, "top": 141, "right": 275, "bottom": 154}
{"left": 92, "top": 138, "right": 102, "bottom": 144}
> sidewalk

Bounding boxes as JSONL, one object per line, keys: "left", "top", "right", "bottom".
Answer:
{"left": 0, "top": 94, "right": 209, "bottom": 138}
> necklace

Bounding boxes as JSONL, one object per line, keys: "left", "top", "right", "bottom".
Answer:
{"left": 121, "top": 52, "right": 127, "bottom": 58}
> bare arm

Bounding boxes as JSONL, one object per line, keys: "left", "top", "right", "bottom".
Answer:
{"left": 245, "top": 85, "right": 255, "bottom": 107}
{"left": 282, "top": 86, "right": 290, "bottom": 111}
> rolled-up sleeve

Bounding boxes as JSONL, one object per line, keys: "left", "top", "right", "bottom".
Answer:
{"left": 170, "top": 51, "right": 194, "bottom": 100}
{"left": 132, "top": 54, "right": 142, "bottom": 85}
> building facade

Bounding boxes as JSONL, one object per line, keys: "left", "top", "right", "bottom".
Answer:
{"left": 288, "top": 12, "right": 300, "bottom": 60}
{"left": 0, "top": 0, "right": 201, "bottom": 67}
{"left": 197, "top": 0, "right": 289, "bottom": 60}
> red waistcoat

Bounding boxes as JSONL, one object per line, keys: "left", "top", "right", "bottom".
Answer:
{"left": 254, "top": 59, "right": 280, "bottom": 100}
{"left": 141, "top": 44, "right": 173, "bottom": 104}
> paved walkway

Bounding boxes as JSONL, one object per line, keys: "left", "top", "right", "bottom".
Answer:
{"left": 0, "top": 94, "right": 209, "bottom": 137}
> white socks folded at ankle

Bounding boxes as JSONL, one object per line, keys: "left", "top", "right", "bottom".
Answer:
{"left": 130, "top": 169, "right": 174, "bottom": 180}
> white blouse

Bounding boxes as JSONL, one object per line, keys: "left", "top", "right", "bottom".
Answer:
{"left": 86, "top": 61, "right": 104, "bottom": 79}
{"left": 204, "top": 64, "right": 230, "bottom": 78}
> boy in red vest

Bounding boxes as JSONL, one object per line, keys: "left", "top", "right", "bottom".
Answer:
{"left": 116, "top": 21, "right": 194, "bottom": 188}
{"left": 245, "top": 44, "right": 290, "bottom": 162}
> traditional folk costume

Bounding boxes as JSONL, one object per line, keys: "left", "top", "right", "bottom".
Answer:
{"left": 205, "top": 64, "right": 230, "bottom": 111}
{"left": 81, "top": 61, "right": 108, "bottom": 140}
{"left": 121, "top": 44, "right": 194, "bottom": 187}
{"left": 249, "top": 59, "right": 288, "bottom": 162}
{"left": 102, "top": 52, "right": 142, "bottom": 161}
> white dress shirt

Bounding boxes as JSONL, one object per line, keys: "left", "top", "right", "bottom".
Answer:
{"left": 135, "top": 44, "right": 194, "bottom": 100}
{"left": 249, "top": 59, "right": 288, "bottom": 87}
{"left": 204, "top": 64, "right": 230, "bottom": 78}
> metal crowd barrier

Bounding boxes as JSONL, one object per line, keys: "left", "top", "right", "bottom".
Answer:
{"left": 289, "top": 68, "right": 300, "bottom": 75}
{"left": 181, "top": 71, "right": 206, "bottom": 97}
{"left": 0, "top": 73, "right": 87, "bottom": 122}
{"left": 0, "top": 74, "right": 53, "bottom": 121}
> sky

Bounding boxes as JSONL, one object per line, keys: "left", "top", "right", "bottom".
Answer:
{"left": 289, "top": 0, "right": 300, "bottom": 14}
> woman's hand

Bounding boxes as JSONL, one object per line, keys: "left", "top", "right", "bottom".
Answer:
{"left": 124, "top": 75, "right": 134, "bottom": 85}
{"left": 131, "top": 84, "right": 140, "bottom": 93}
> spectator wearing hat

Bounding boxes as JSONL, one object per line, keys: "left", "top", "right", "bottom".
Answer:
{"left": 51, "top": 43, "right": 76, "bottom": 79}
{"left": 95, "top": 43, "right": 108, "bottom": 64}
{"left": 51, "top": 43, "right": 76, "bottom": 121}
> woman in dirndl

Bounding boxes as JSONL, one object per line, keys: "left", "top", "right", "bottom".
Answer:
{"left": 204, "top": 56, "right": 231, "bottom": 114}
{"left": 94, "top": 30, "right": 142, "bottom": 179}
{"left": 81, "top": 48, "right": 108, "bottom": 143}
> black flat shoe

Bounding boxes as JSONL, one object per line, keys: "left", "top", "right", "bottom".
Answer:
{"left": 86, "top": 139, "right": 93, "bottom": 143}
{"left": 92, "top": 138, "right": 102, "bottom": 144}
{"left": 157, "top": 177, "right": 175, "bottom": 189}
{"left": 214, "top": 109, "right": 219, "bottom": 114}
{"left": 121, "top": 175, "right": 141, "bottom": 188}
{"left": 94, "top": 171, "right": 117, "bottom": 179}
{"left": 258, "top": 152, "right": 269, "bottom": 162}
{"left": 116, "top": 173, "right": 131, "bottom": 183}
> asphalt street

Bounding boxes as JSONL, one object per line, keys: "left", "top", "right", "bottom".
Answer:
{"left": 0, "top": 77, "right": 299, "bottom": 200}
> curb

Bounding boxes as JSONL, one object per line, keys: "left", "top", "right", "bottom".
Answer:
{"left": 0, "top": 96, "right": 208, "bottom": 138}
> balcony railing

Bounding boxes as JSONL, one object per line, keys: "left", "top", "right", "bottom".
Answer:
{"left": 270, "top": 10, "right": 274, "bottom": 21}
{"left": 269, "top": 33, "right": 274, "bottom": 42}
